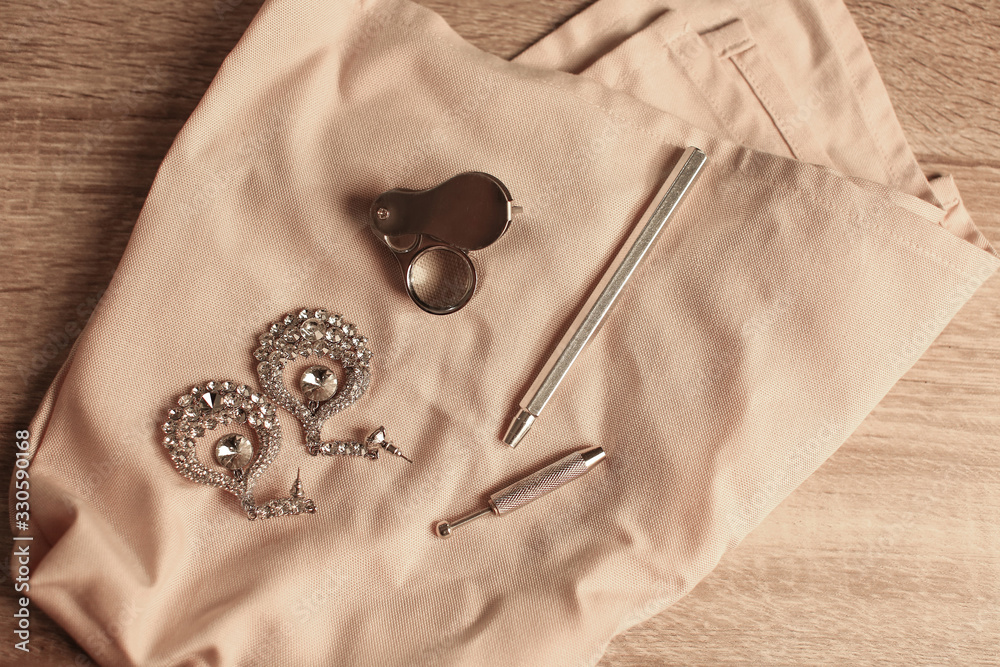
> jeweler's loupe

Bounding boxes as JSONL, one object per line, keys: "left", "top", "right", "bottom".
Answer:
{"left": 370, "top": 172, "right": 517, "bottom": 315}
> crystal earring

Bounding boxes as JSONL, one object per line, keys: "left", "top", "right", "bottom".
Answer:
{"left": 161, "top": 381, "right": 317, "bottom": 520}
{"left": 253, "top": 308, "right": 410, "bottom": 462}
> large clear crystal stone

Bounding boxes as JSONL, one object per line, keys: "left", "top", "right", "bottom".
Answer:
{"left": 300, "top": 365, "right": 338, "bottom": 402}
{"left": 214, "top": 434, "right": 253, "bottom": 470}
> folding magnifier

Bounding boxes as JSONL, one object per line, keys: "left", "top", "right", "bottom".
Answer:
{"left": 369, "top": 172, "right": 517, "bottom": 315}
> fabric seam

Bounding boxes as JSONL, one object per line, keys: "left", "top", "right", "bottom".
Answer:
{"left": 661, "top": 31, "right": 738, "bottom": 141}
{"left": 766, "top": 179, "right": 982, "bottom": 279}
{"left": 729, "top": 49, "right": 803, "bottom": 160}
{"left": 810, "top": 0, "right": 899, "bottom": 184}
{"left": 384, "top": 0, "right": 981, "bottom": 279}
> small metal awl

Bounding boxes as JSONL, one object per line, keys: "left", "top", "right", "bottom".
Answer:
{"left": 436, "top": 446, "right": 606, "bottom": 538}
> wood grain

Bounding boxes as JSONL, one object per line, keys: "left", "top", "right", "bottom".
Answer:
{"left": 1, "top": 0, "right": 998, "bottom": 664}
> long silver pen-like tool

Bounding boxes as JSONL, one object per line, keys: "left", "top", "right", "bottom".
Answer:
{"left": 436, "top": 446, "right": 606, "bottom": 538}
{"left": 503, "top": 147, "right": 707, "bottom": 448}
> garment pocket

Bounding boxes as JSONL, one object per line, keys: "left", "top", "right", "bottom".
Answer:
{"left": 578, "top": 12, "right": 833, "bottom": 165}
{"left": 669, "top": 18, "right": 832, "bottom": 165}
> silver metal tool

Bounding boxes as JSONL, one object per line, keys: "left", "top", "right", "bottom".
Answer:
{"left": 435, "top": 446, "right": 606, "bottom": 538}
{"left": 503, "top": 147, "right": 707, "bottom": 448}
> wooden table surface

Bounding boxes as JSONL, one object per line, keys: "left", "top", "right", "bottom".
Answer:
{"left": 2, "top": 0, "right": 998, "bottom": 664}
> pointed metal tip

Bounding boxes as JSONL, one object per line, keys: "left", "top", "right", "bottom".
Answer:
{"left": 383, "top": 442, "right": 412, "bottom": 463}
{"left": 580, "top": 447, "right": 606, "bottom": 468}
{"left": 502, "top": 410, "right": 535, "bottom": 448}
{"left": 290, "top": 468, "right": 305, "bottom": 498}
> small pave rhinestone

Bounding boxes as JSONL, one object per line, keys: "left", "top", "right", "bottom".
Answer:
{"left": 300, "top": 318, "right": 325, "bottom": 340}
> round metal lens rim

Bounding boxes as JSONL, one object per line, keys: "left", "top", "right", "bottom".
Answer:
{"left": 404, "top": 244, "right": 477, "bottom": 315}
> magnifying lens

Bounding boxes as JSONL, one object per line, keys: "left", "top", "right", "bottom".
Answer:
{"left": 370, "top": 172, "right": 516, "bottom": 315}
{"left": 379, "top": 233, "right": 477, "bottom": 315}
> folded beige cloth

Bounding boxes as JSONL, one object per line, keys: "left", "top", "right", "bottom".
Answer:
{"left": 12, "top": 0, "right": 997, "bottom": 665}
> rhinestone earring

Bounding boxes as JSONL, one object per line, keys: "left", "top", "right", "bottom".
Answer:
{"left": 161, "top": 381, "right": 317, "bottom": 520}
{"left": 254, "top": 308, "right": 411, "bottom": 462}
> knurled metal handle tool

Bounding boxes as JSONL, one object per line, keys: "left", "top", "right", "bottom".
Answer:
{"left": 435, "top": 446, "right": 606, "bottom": 538}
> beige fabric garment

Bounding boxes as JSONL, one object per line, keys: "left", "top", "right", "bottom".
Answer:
{"left": 11, "top": 0, "right": 998, "bottom": 665}
{"left": 517, "top": 0, "right": 993, "bottom": 252}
